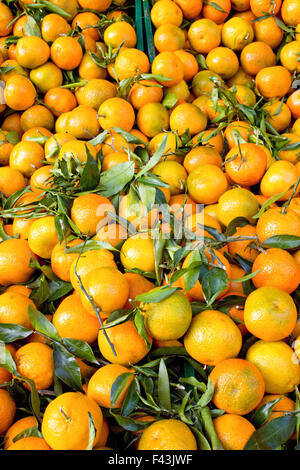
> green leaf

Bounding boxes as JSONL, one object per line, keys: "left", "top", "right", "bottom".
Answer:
{"left": 225, "top": 217, "right": 249, "bottom": 237}
{"left": 80, "top": 146, "right": 100, "bottom": 191}
{"left": 204, "top": 1, "right": 226, "bottom": 12}
{"left": 253, "top": 190, "right": 289, "bottom": 219}
{"left": 251, "top": 397, "right": 283, "bottom": 428}
{"left": 121, "top": 378, "right": 139, "bottom": 416}
{"left": 157, "top": 359, "right": 171, "bottom": 411}
{"left": 12, "top": 426, "right": 42, "bottom": 443}
{"left": 230, "top": 270, "right": 260, "bottom": 283}
{"left": 135, "top": 135, "right": 168, "bottom": 179}
{"left": 30, "top": 274, "right": 50, "bottom": 306}
{"left": 200, "top": 406, "right": 224, "bottom": 450}
{"left": 86, "top": 412, "right": 96, "bottom": 451}
{"left": 202, "top": 267, "right": 228, "bottom": 305}
{"left": 28, "top": 305, "right": 61, "bottom": 342}
{"left": 263, "top": 235, "right": 300, "bottom": 249}
{"left": 0, "top": 346, "right": 17, "bottom": 373}
{"left": 113, "top": 127, "right": 146, "bottom": 145}
{"left": 110, "top": 372, "right": 133, "bottom": 408}
{"left": 136, "top": 286, "right": 180, "bottom": 303}
{"left": 111, "top": 413, "right": 151, "bottom": 431}
{"left": 5, "top": 131, "right": 20, "bottom": 145}
{"left": 99, "top": 161, "right": 135, "bottom": 198}
{"left": 63, "top": 338, "right": 98, "bottom": 364}
{"left": 191, "top": 426, "right": 211, "bottom": 450}
{"left": 244, "top": 415, "right": 296, "bottom": 450}
{"left": 48, "top": 279, "right": 73, "bottom": 302}
{"left": 162, "top": 93, "right": 178, "bottom": 109}
{"left": 133, "top": 310, "right": 151, "bottom": 350}
{"left": 53, "top": 343, "right": 83, "bottom": 391}
{"left": 24, "top": 16, "right": 41, "bottom": 37}
{"left": 39, "top": 0, "right": 71, "bottom": 18}
{"left": 65, "top": 239, "right": 118, "bottom": 254}
{"left": 198, "top": 378, "right": 214, "bottom": 408}
{"left": 138, "top": 182, "right": 156, "bottom": 212}
{"left": 0, "top": 323, "right": 32, "bottom": 343}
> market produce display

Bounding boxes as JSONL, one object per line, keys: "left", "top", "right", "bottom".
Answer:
{"left": 0, "top": 0, "right": 300, "bottom": 452}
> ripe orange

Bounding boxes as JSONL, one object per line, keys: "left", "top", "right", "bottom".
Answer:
{"left": 15, "top": 343, "right": 54, "bottom": 390}
{"left": 0, "top": 239, "right": 35, "bottom": 286}
{"left": 28, "top": 216, "right": 59, "bottom": 259}
{"left": 87, "top": 364, "right": 133, "bottom": 408}
{"left": 210, "top": 358, "right": 265, "bottom": 415}
{"left": 53, "top": 294, "right": 101, "bottom": 344}
{"left": 42, "top": 392, "right": 103, "bottom": 450}
{"left": 187, "top": 164, "right": 228, "bottom": 204}
{"left": 0, "top": 390, "right": 16, "bottom": 436}
{"left": 138, "top": 419, "right": 197, "bottom": 450}
{"left": 256, "top": 207, "right": 300, "bottom": 243}
{"left": 151, "top": 0, "right": 183, "bottom": 27}
{"left": 98, "top": 97, "right": 135, "bottom": 132}
{"left": 246, "top": 340, "right": 300, "bottom": 393}
{"left": 51, "top": 36, "right": 83, "bottom": 70}
{"left": 4, "top": 75, "right": 36, "bottom": 111}
{"left": 151, "top": 51, "right": 184, "bottom": 87}
{"left": 4, "top": 416, "right": 38, "bottom": 450}
{"left": 225, "top": 143, "right": 267, "bottom": 187}
{"left": 71, "top": 194, "right": 114, "bottom": 236}
{"left": 255, "top": 66, "right": 292, "bottom": 98}
{"left": 9, "top": 141, "right": 44, "bottom": 177}
{"left": 188, "top": 19, "right": 221, "bottom": 53}
{"left": 214, "top": 414, "right": 255, "bottom": 450}
{"left": 7, "top": 437, "right": 52, "bottom": 450}
{"left": 137, "top": 102, "right": 170, "bottom": 137}
{"left": 98, "top": 319, "right": 151, "bottom": 365}
{"left": 16, "top": 36, "right": 50, "bottom": 69}
{"left": 184, "top": 310, "right": 242, "bottom": 365}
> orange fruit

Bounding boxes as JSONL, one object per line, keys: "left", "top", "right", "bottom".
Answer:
{"left": 4, "top": 416, "right": 38, "bottom": 450}
{"left": 174, "top": 0, "right": 203, "bottom": 18}
{"left": 206, "top": 47, "right": 239, "bottom": 79}
{"left": 240, "top": 41, "right": 276, "bottom": 75}
{"left": 28, "top": 216, "right": 59, "bottom": 259}
{"left": 203, "top": 0, "right": 231, "bottom": 23}
{"left": 42, "top": 392, "right": 103, "bottom": 450}
{"left": 287, "top": 90, "right": 300, "bottom": 120}
{"left": 256, "top": 207, "right": 300, "bottom": 243}
{"left": 53, "top": 294, "right": 101, "bottom": 344}
{"left": 138, "top": 419, "right": 197, "bottom": 450}
{"left": 44, "top": 87, "right": 77, "bottom": 116}
{"left": 137, "top": 102, "right": 170, "bottom": 137}
{"left": 71, "top": 194, "right": 114, "bottom": 236}
{"left": 69, "top": 248, "right": 116, "bottom": 291}
{"left": 188, "top": 19, "right": 221, "bottom": 53}
{"left": 81, "top": 266, "right": 129, "bottom": 315}
{"left": 214, "top": 414, "right": 255, "bottom": 450}
{"left": 246, "top": 340, "right": 300, "bottom": 393}
{"left": 87, "top": 364, "right": 133, "bottom": 408}
{"left": 123, "top": 272, "right": 154, "bottom": 308}
{"left": 225, "top": 143, "right": 267, "bottom": 187}
{"left": 0, "top": 239, "right": 35, "bottom": 286}
{"left": 154, "top": 24, "right": 185, "bottom": 52}
{"left": 184, "top": 310, "right": 242, "bottom": 365}
{"left": 210, "top": 358, "right": 265, "bottom": 415}
{"left": 187, "top": 164, "right": 228, "bottom": 204}
{"left": 143, "top": 290, "right": 192, "bottom": 341}
{"left": 252, "top": 248, "right": 300, "bottom": 294}
{"left": 98, "top": 97, "right": 135, "bottom": 132}
{"left": 0, "top": 390, "right": 16, "bottom": 435}
{"left": 222, "top": 17, "right": 254, "bottom": 50}
{"left": 94, "top": 223, "right": 128, "bottom": 247}
{"left": 250, "top": 0, "right": 281, "bottom": 16}
{"left": 7, "top": 437, "right": 51, "bottom": 450}
{"left": 0, "top": 166, "right": 26, "bottom": 197}
{"left": 9, "top": 141, "right": 44, "bottom": 177}
{"left": 41, "top": 13, "right": 71, "bottom": 42}
{"left": 255, "top": 66, "right": 292, "bottom": 98}
{"left": 151, "top": 51, "right": 184, "bottom": 87}
{"left": 281, "top": 0, "right": 300, "bottom": 25}
{"left": 4, "top": 75, "right": 36, "bottom": 111}
{"left": 15, "top": 343, "right": 54, "bottom": 390}
{"left": 129, "top": 80, "right": 163, "bottom": 110}
{"left": 280, "top": 40, "right": 300, "bottom": 73}
{"left": 16, "top": 36, "right": 50, "bottom": 69}
{"left": 253, "top": 16, "right": 283, "bottom": 48}
{"left": 244, "top": 286, "right": 297, "bottom": 341}
{"left": 103, "top": 21, "right": 137, "bottom": 48}
{"left": 98, "top": 319, "right": 151, "bottom": 365}
{"left": 151, "top": 0, "right": 183, "bottom": 27}
{"left": 217, "top": 188, "right": 259, "bottom": 226}
{"left": 51, "top": 36, "right": 83, "bottom": 70}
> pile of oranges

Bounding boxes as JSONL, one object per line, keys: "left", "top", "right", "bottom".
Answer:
{"left": 0, "top": 0, "right": 300, "bottom": 452}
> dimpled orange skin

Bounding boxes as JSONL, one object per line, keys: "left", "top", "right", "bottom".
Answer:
{"left": 246, "top": 340, "right": 300, "bottom": 394}
{"left": 98, "top": 319, "right": 152, "bottom": 365}
{"left": 184, "top": 310, "right": 242, "bottom": 365}
{"left": 28, "top": 216, "right": 59, "bottom": 259}
{"left": 0, "top": 239, "right": 34, "bottom": 286}
{"left": 214, "top": 414, "right": 255, "bottom": 450}
{"left": 251, "top": 248, "right": 300, "bottom": 294}
{"left": 256, "top": 207, "right": 300, "bottom": 243}
{"left": 0, "top": 389, "right": 16, "bottom": 435}
{"left": 210, "top": 358, "right": 265, "bottom": 415}
{"left": 225, "top": 143, "right": 267, "bottom": 187}
{"left": 53, "top": 294, "right": 101, "bottom": 344}
{"left": 42, "top": 392, "right": 103, "bottom": 450}
{"left": 0, "top": 292, "right": 35, "bottom": 329}
{"left": 138, "top": 419, "right": 198, "bottom": 450}
{"left": 87, "top": 364, "right": 134, "bottom": 409}
{"left": 71, "top": 194, "right": 115, "bottom": 236}
{"left": 51, "top": 239, "right": 82, "bottom": 282}
{"left": 15, "top": 343, "right": 54, "bottom": 391}
{"left": 244, "top": 286, "right": 297, "bottom": 341}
